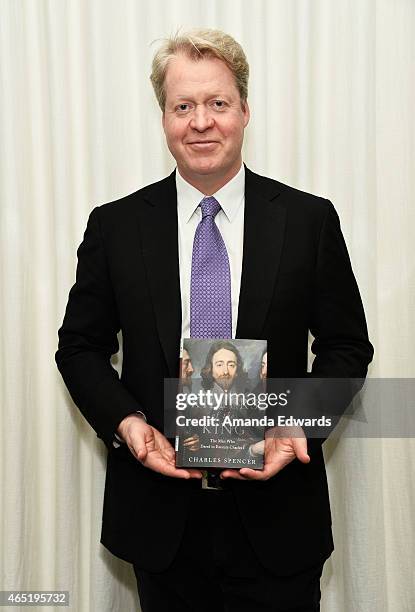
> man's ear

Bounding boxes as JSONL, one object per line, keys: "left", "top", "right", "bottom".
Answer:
{"left": 162, "top": 111, "right": 165, "bottom": 131}
{"left": 242, "top": 101, "right": 250, "bottom": 127}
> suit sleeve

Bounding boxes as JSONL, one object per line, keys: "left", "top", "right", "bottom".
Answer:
{"left": 304, "top": 200, "right": 374, "bottom": 453}
{"left": 310, "top": 200, "right": 373, "bottom": 377}
{"left": 55, "top": 207, "right": 144, "bottom": 450}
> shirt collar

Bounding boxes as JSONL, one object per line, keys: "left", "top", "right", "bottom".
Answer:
{"left": 176, "top": 164, "right": 245, "bottom": 224}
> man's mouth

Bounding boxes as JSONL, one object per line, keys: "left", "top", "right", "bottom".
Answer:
{"left": 187, "top": 141, "right": 218, "bottom": 150}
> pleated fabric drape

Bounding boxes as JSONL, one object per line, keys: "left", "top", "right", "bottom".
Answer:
{"left": 1, "top": 1, "right": 414, "bottom": 610}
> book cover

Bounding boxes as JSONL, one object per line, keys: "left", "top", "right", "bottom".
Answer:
{"left": 175, "top": 338, "right": 267, "bottom": 469}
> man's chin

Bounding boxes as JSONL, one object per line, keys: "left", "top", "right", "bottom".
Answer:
{"left": 216, "top": 381, "right": 233, "bottom": 391}
{"left": 186, "top": 161, "right": 221, "bottom": 176}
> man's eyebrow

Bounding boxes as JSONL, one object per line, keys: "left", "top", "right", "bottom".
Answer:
{"left": 174, "top": 93, "right": 230, "bottom": 100}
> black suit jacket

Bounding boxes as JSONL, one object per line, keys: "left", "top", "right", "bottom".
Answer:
{"left": 56, "top": 166, "right": 373, "bottom": 575}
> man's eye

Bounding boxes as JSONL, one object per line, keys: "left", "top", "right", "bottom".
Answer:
{"left": 177, "top": 103, "right": 190, "bottom": 112}
{"left": 213, "top": 100, "right": 226, "bottom": 109}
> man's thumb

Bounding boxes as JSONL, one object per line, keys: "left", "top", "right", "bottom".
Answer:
{"left": 294, "top": 437, "right": 310, "bottom": 463}
{"left": 134, "top": 446, "right": 148, "bottom": 461}
{"left": 130, "top": 432, "right": 149, "bottom": 462}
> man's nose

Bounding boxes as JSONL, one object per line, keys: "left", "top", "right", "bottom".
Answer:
{"left": 189, "top": 105, "right": 214, "bottom": 131}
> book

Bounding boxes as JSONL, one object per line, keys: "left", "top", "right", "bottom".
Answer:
{"left": 175, "top": 338, "right": 267, "bottom": 469}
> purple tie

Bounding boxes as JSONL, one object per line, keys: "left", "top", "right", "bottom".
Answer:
{"left": 190, "top": 196, "right": 232, "bottom": 338}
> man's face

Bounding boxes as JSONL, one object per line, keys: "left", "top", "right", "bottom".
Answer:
{"left": 211, "top": 348, "right": 238, "bottom": 391}
{"left": 260, "top": 352, "right": 267, "bottom": 381}
{"left": 162, "top": 53, "right": 250, "bottom": 187}
{"left": 181, "top": 349, "right": 194, "bottom": 385}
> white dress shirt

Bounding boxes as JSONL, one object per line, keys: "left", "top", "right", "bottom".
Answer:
{"left": 176, "top": 164, "right": 245, "bottom": 339}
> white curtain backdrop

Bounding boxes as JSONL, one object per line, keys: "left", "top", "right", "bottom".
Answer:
{"left": 1, "top": 1, "right": 414, "bottom": 610}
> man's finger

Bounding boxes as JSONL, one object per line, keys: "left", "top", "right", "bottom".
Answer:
{"left": 131, "top": 427, "right": 156, "bottom": 462}
{"left": 186, "top": 469, "right": 203, "bottom": 478}
{"left": 134, "top": 446, "right": 148, "bottom": 461}
{"left": 129, "top": 436, "right": 149, "bottom": 462}
{"left": 159, "top": 464, "right": 192, "bottom": 479}
{"left": 238, "top": 465, "right": 276, "bottom": 480}
{"left": 143, "top": 454, "right": 203, "bottom": 479}
{"left": 292, "top": 436, "right": 310, "bottom": 463}
{"left": 220, "top": 469, "right": 250, "bottom": 480}
{"left": 150, "top": 462, "right": 200, "bottom": 479}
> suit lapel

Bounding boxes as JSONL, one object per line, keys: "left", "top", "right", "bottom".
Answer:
{"left": 236, "top": 166, "right": 287, "bottom": 338}
{"left": 136, "top": 171, "right": 182, "bottom": 377}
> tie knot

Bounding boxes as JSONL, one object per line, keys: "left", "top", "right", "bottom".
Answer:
{"left": 200, "top": 196, "right": 221, "bottom": 219}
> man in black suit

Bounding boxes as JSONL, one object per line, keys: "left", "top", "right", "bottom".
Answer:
{"left": 56, "top": 28, "right": 373, "bottom": 611}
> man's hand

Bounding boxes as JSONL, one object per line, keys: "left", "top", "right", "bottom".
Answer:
{"left": 220, "top": 426, "right": 310, "bottom": 481}
{"left": 183, "top": 434, "right": 200, "bottom": 452}
{"left": 117, "top": 415, "right": 202, "bottom": 480}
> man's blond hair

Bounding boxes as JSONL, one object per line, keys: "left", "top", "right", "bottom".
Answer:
{"left": 150, "top": 28, "right": 249, "bottom": 111}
